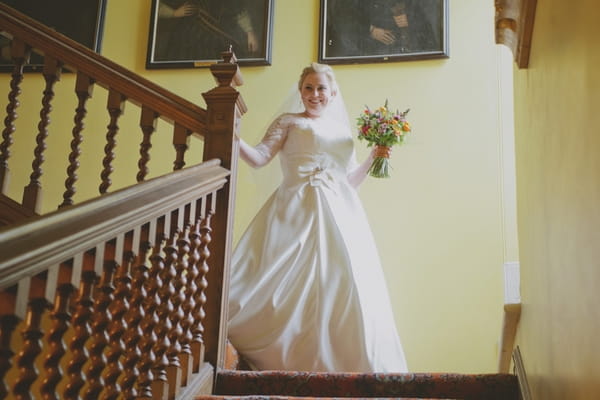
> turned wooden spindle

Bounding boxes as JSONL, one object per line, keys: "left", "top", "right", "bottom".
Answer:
{"left": 103, "top": 234, "right": 133, "bottom": 400}
{"left": 12, "top": 274, "right": 49, "bottom": 400}
{"left": 60, "top": 72, "right": 94, "bottom": 208}
{"left": 163, "top": 214, "right": 183, "bottom": 398}
{"left": 187, "top": 199, "right": 203, "bottom": 372}
{"left": 82, "top": 254, "right": 117, "bottom": 400}
{"left": 191, "top": 207, "right": 213, "bottom": 372}
{"left": 13, "top": 299, "right": 47, "bottom": 400}
{"left": 0, "top": 39, "right": 29, "bottom": 194}
{"left": 119, "top": 227, "right": 146, "bottom": 399}
{"left": 0, "top": 289, "right": 20, "bottom": 400}
{"left": 172, "top": 124, "right": 189, "bottom": 171}
{"left": 40, "top": 281, "right": 74, "bottom": 400}
{"left": 99, "top": 89, "right": 126, "bottom": 194}
{"left": 174, "top": 206, "right": 195, "bottom": 386}
{"left": 135, "top": 221, "right": 160, "bottom": 399}
{"left": 181, "top": 202, "right": 200, "bottom": 377}
{"left": 137, "top": 106, "right": 158, "bottom": 183}
{"left": 63, "top": 268, "right": 95, "bottom": 400}
{"left": 150, "top": 218, "right": 172, "bottom": 399}
{"left": 22, "top": 56, "right": 62, "bottom": 213}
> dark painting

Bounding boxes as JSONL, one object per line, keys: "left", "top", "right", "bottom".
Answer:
{"left": 319, "top": 0, "right": 449, "bottom": 64}
{"left": 146, "top": 0, "right": 274, "bottom": 68}
{"left": 0, "top": 0, "right": 106, "bottom": 70}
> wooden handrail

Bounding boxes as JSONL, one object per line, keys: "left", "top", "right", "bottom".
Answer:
{"left": 0, "top": 3, "right": 208, "bottom": 134}
{"left": 0, "top": 160, "right": 228, "bottom": 289}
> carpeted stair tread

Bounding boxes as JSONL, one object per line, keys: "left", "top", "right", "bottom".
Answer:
{"left": 196, "top": 396, "right": 459, "bottom": 399}
{"left": 214, "top": 370, "right": 519, "bottom": 400}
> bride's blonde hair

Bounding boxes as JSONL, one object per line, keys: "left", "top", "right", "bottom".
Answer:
{"left": 297, "top": 62, "right": 338, "bottom": 95}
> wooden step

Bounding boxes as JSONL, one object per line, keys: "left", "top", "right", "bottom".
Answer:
{"left": 213, "top": 370, "right": 519, "bottom": 400}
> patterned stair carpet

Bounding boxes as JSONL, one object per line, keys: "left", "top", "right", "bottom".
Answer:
{"left": 207, "top": 370, "right": 520, "bottom": 400}
{"left": 196, "top": 396, "right": 458, "bottom": 400}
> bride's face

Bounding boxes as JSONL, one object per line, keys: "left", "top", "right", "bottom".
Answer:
{"left": 300, "top": 72, "right": 335, "bottom": 118}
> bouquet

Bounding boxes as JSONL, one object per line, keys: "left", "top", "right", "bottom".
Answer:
{"left": 356, "top": 100, "right": 411, "bottom": 178}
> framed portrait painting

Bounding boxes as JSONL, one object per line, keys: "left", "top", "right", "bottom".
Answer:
{"left": 146, "top": 0, "right": 274, "bottom": 69}
{"left": 319, "top": 0, "right": 449, "bottom": 64}
{"left": 0, "top": 0, "right": 107, "bottom": 72}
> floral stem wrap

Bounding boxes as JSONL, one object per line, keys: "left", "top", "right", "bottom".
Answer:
{"left": 357, "top": 100, "right": 411, "bottom": 178}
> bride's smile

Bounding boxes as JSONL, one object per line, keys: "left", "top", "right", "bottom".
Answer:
{"left": 300, "top": 72, "right": 336, "bottom": 118}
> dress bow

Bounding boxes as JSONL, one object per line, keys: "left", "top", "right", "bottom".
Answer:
{"left": 297, "top": 159, "right": 338, "bottom": 189}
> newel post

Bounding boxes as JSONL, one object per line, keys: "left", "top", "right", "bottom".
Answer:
{"left": 201, "top": 49, "right": 246, "bottom": 371}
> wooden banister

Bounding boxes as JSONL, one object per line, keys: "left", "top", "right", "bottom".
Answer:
{"left": 0, "top": 161, "right": 231, "bottom": 399}
{"left": 0, "top": 160, "right": 228, "bottom": 286}
{"left": 0, "top": 3, "right": 245, "bottom": 398}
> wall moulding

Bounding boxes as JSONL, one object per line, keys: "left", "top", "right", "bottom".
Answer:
{"left": 494, "top": 0, "right": 537, "bottom": 68}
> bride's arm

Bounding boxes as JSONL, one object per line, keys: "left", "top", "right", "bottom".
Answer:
{"left": 237, "top": 115, "right": 287, "bottom": 169}
{"left": 238, "top": 137, "right": 273, "bottom": 168}
{"left": 347, "top": 147, "right": 377, "bottom": 188}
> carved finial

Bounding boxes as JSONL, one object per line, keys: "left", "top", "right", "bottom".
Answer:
{"left": 220, "top": 46, "right": 237, "bottom": 64}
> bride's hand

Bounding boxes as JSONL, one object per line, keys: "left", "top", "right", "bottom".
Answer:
{"left": 373, "top": 145, "right": 392, "bottom": 159}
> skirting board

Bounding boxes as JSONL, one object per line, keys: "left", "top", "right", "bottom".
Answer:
{"left": 513, "top": 345, "right": 533, "bottom": 400}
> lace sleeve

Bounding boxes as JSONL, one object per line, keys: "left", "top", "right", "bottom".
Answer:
{"left": 239, "top": 114, "right": 289, "bottom": 168}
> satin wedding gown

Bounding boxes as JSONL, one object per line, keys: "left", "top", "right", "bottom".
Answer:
{"left": 228, "top": 112, "right": 408, "bottom": 372}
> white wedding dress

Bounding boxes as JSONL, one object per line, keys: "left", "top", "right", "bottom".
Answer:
{"left": 228, "top": 112, "right": 408, "bottom": 373}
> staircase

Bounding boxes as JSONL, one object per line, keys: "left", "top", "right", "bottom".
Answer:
{"left": 192, "top": 343, "right": 520, "bottom": 400}
{"left": 207, "top": 369, "right": 519, "bottom": 400}
{"left": 0, "top": 4, "right": 521, "bottom": 400}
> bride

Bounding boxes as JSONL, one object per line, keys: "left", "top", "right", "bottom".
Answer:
{"left": 227, "top": 62, "right": 408, "bottom": 373}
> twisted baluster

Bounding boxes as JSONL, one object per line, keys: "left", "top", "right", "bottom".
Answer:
{"left": 99, "top": 90, "right": 125, "bottom": 194}
{"left": 187, "top": 206, "right": 203, "bottom": 372}
{"left": 63, "top": 271, "right": 95, "bottom": 400}
{"left": 0, "top": 314, "right": 20, "bottom": 399}
{"left": 174, "top": 211, "right": 194, "bottom": 385}
{"left": 22, "top": 56, "right": 61, "bottom": 213}
{"left": 163, "top": 228, "right": 183, "bottom": 397}
{"left": 150, "top": 228, "right": 171, "bottom": 397}
{"left": 60, "top": 72, "right": 93, "bottom": 208}
{"left": 103, "top": 250, "right": 134, "bottom": 400}
{"left": 120, "top": 248, "right": 147, "bottom": 399}
{"left": 191, "top": 210, "right": 213, "bottom": 372}
{"left": 82, "top": 261, "right": 116, "bottom": 400}
{"left": 135, "top": 229, "right": 160, "bottom": 398}
{"left": 12, "top": 298, "right": 48, "bottom": 400}
{"left": 40, "top": 284, "right": 73, "bottom": 400}
{"left": 172, "top": 124, "right": 189, "bottom": 171}
{"left": 180, "top": 208, "right": 199, "bottom": 380}
{"left": 137, "top": 106, "right": 157, "bottom": 183}
{"left": 0, "top": 39, "right": 28, "bottom": 193}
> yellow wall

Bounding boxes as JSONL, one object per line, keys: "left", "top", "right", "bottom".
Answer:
{"left": 2, "top": 0, "right": 509, "bottom": 373}
{"left": 512, "top": 0, "right": 600, "bottom": 398}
